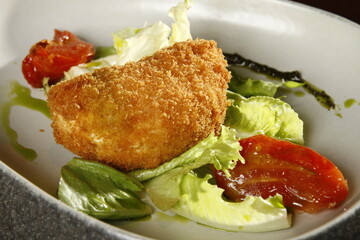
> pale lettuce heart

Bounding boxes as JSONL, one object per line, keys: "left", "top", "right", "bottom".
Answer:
{"left": 64, "top": 0, "right": 193, "bottom": 80}
{"left": 169, "top": 0, "right": 193, "bottom": 43}
{"left": 112, "top": 22, "right": 172, "bottom": 65}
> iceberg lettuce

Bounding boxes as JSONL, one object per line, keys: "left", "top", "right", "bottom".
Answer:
{"left": 169, "top": 0, "right": 193, "bottom": 43}
{"left": 64, "top": 0, "right": 193, "bottom": 80}
{"left": 112, "top": 22, "right": 172, "bottom": 65}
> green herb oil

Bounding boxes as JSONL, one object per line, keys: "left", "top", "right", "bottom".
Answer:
{"left": 224, "top": 52, "right": 337, "bottom": 111}
{"left": 294, "top": 90, "right": 305, "bottom": 97}
{"left": 1, "top": 81, "right": 50, "bottom": 161}
{"left": 344, "top": 98, "right": 358, "bottom": 108}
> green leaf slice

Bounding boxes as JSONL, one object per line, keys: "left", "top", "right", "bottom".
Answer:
{"left": 58, "top": 158, "right": 152, "bottom": 220}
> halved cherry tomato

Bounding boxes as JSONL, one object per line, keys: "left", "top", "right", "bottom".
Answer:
{"left": 22, "top": 29, "right": 95, "bottom": 88}
{"left": 212, "top": 135, "right": 348, "bottom": 213}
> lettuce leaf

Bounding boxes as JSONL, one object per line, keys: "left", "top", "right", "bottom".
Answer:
{"left": 58, "top": 158, "right": 152, "bottom": 220}
{"left": 225, "top": 91, "right": 304, "bottom": 144}
{"left": 130, "top": 126, "right": 243, "bottom": 182}
{"left": 172, "top": 173, "right": 291, "bottom": 232}
{"left": 169, "top": 0, "right": 193, "bottom": 43}
{"left": 142, "top": 126, "right": 243, "bottom": 211}
{"left": 228, "top": 69, "right": 282, "bottom": 98}
{"left": 64, "top": 0, "right": 193, "bottom": 80}
{"left": 112, "top": 22, "right": 172, "bottom": 65}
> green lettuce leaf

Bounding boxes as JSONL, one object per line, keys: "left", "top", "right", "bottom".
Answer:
{"left": 172, "top": 173, "right": 291, "bottom": 232}
{"left": 58, "top": 158, "right": 152, "bottom": 220}
{"left": 226, "top": 90, "right": 246, "bottom": 106}
{"left": 225, "top": 92, "right": 304, "bottom": 144}
{"left": 228, "top": 70, "right": 282, "bottom": 98}
{"left": 130, "top": 132, "right": 217, "bottom": 182}
{"left": 130, "top": 126, "right": 243, "bottom": 182}
{"left": 142, "top": 126, "right": 243, "bottom": 211}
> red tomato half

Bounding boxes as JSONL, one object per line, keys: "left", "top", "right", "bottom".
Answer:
{"left": 212, "top": 135, "right": 348, "bottom": 213}
{"left": 22, "top": 29, "right": 95, "bottom": 88}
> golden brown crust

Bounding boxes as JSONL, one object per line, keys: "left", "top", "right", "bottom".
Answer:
{"left": 47, "top": 38, "right": 231, "bottom": 171}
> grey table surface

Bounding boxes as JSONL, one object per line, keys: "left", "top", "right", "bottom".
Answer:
{"left": 1, "top": 164, "right": 359, "bottom": 240}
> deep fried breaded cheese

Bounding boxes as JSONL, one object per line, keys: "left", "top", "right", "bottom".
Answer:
{"left": 47, "top": 38, "right": 231, "bottom": 171}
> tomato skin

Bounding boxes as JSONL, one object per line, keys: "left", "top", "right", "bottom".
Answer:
{"left": 22, "top": 29, "right": 95, "bottom": 88}
{"left": 212, "top": 135, "right": 348, "bottom": 213}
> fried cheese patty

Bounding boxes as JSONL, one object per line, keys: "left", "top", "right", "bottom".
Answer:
{"left": 47, "top": 39, "right": 231, "bottom": 171}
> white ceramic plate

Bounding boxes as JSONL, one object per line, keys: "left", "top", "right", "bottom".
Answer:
{"left": 1, "top": 0, "right": 360, "bottom": 239}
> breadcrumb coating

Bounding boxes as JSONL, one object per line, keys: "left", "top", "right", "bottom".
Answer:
{"left": 47, "top": 38, "right": 231, "bottom": 171}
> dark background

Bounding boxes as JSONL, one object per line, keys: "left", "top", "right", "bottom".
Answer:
{"left": 292, "top": 0, "right": 360, "bottom": 24}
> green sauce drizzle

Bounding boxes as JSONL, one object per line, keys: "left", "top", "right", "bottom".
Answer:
{"left": 1, "top": 81, "right": 50, "bottom": 161}
{"left": 344, "top": 98, "right": 358, "bottom": 108}
{"left": 224, "top": 52, "right": 337, "bottom": 111}
{"left": 294, "top": 90, "right": 305, "bottom": 97}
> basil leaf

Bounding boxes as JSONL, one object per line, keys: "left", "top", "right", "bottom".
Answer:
{"left": 58, "top": 158, "right": 152, "bottom": 220}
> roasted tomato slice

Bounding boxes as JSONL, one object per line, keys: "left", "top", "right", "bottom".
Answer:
{"left": 212, "top": 135, "right": 348, "bottom": 213}
{"left": 22, "top": 29, "right": 95, "bottom": 88}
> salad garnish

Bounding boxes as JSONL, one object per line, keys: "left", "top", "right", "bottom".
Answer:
{"left": 6, "top": 0, "right": 349, "bottom": 234}
{"left": 58, "top": 158, "right": 152, "bottom": 220}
